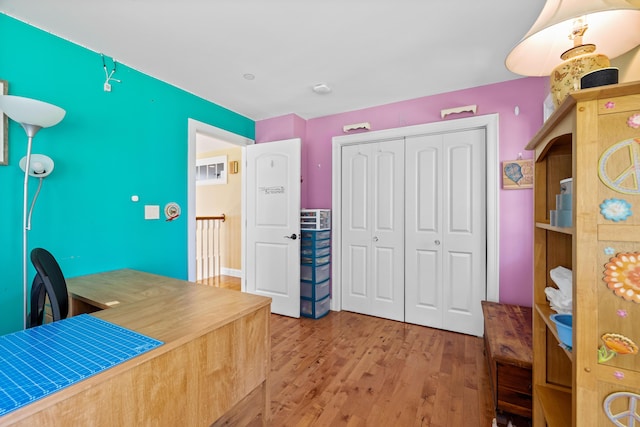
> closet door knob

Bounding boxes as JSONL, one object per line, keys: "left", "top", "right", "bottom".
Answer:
{"left": 434, "top": 240, "right": 441, "bottom": 246}
{"left": 373, "top": 236, "right": 379, "bottom": 242}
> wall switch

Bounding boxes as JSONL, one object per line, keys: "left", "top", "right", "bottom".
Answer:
{"left": 144, "top": 205, "right": 160, "bottom": 220}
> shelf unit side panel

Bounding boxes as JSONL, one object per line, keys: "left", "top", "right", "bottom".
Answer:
{"left": 572, "top": 98, "right": 602, "bottom": 427}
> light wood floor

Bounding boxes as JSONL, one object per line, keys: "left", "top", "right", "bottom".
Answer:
{"left": 197, "top": 275, "right": 241, "bottom": 291}
{"left": 270, "top": 311, "right": 497, "bottom": 426}
{"left": 201, "top": 276, "right": 498, "bottom": 426}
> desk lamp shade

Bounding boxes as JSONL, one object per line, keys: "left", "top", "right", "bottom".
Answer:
{"left": 19, "top": 154, "right": 55, "bottom": 178}
{"left": 506, "top": 0, "right": 640, "bottom": 107}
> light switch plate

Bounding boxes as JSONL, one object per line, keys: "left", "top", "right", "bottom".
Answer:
{"left": 144, "top": 205, "right": 160, "bottom": 220}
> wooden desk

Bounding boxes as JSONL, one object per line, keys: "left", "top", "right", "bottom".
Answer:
{"left": 482, "top": 301, "right": 533, "bottom": 419}
{"left": 67, "top": 268, "right": 194, "bottom": 313}
{"left": 0, "top": 269, "right": 271, "bottom": 427}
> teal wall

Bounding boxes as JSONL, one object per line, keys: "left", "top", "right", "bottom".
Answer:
{"left": 0, "top": 14, "right": 254, "bottom": 334}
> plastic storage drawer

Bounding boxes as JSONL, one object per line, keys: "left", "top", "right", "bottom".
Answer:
{"left": 301, "top": 230, "right": 331, "bottom": 240}
{"left": 301, "top": 238, "right": 331, "bottom": 250}
{"left": 301, "top": 254, "right": 331, "bottom": 266}
{"left": 301, "top": 295, "right": 330, "bottom": 319}
{"left": 300, "top": 246, "right": 331, "bottom": 258}
{"left": 301, "top": 279, "right": 330, "bottom": 300}
{"left": 300, "top": 263, "right": 330, "bottom": 282}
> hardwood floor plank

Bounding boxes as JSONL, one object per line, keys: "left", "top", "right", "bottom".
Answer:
{"left": 196, "top": 275, "right": 240, "bottom": 290}
{"left": 208, "top": 282, "right": 499, "bottom": 425}
{"left": 269, "top": 311, "right": 497, "bottom": 426}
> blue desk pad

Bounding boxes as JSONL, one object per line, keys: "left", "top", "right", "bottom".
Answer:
{"left": 0, "top": 314, "right": 163, "bottom": 416}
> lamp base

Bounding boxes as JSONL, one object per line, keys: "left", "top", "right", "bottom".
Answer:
{"left": 550, "top": 44, "right": 610, "bottom": 107}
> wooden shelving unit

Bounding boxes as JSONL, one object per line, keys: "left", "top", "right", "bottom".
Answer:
{"left": 527, "top": 81, "right": 640, "bottom": 427}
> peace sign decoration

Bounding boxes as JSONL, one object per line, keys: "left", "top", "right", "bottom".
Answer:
{"left": 604, "top": 391, "right": 640, "bottom": 426}
{"left": 599, "top": 138, "right": 640, "bottom": 195}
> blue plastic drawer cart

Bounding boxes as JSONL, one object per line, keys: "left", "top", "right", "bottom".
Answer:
{"left": 300, "top": 228, "right": 331, "bottom": 319}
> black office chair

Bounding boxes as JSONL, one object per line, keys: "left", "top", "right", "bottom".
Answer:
{"left": 27, "top": 248, "right": 69, "bottom": 328}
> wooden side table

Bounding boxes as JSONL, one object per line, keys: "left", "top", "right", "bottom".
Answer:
{"left": 482, "top": 301, "right": 533, "bottom": 419}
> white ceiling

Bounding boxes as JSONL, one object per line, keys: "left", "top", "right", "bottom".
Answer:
{"left": 0, "top": 0, "right": 546, "bottom": 121}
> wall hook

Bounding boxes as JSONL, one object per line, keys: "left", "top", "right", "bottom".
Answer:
{"left": 101, "top": 54, "right": 121, "bottom": 92}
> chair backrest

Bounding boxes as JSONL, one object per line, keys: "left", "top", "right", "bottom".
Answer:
{"left": 28, "top": 248, "right": 69, "bottom": 328}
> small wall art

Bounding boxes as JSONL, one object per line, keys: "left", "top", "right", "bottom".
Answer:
{"left": 0, "top": 79, "right": 7, "bottom": 166}
{"left": 502, "top": 159, "right": 533, "bottom": 189}
{"left": 196, "top": 155, "right": 227, "bottom": 185}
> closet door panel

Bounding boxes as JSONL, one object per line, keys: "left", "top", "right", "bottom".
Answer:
{"left": 369, "top": 140, "right": 405, "bottom": 321}
{"left": 342, "top": 140, "right": 404, "bottom": 322}
{"left": 415, "top": 249, "right": 441, "bottom": 319}
{"left": 445, "top": 251, "right": 473, "bottom": 310}
{"left": 405, "top": 135, "right": 443, "bottom": 327}
{"left": 442, "top": 129, "right": 486, "bottom": 336}
{"left": 347, "top": 246, "right": 368, "bottom": 297}
{"left": 418, "top": 148, "right": 439, "bottom": 232}
{"left": 347, "top": 150, "right": 369, "bottom": 231}
{"left": 448, "top": 144, "right": 473, "bottom": 232}
{"left": 341, "top": 145, "right": 373, "bottom": 316}
{"left": 373, "top": 246, "right": 396, "bottom": 301}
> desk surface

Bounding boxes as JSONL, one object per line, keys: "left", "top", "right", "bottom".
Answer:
{"left": 1, "top": 269, "right": 272, "bottom": 426}
{"left": 66, "top": 268, "right": 270, "bottom": 350}
{"left": 0, "top": 315, "right": 163, "bottom": 416}
{"left": 67, "top": 268, "right": 190, "bottom": 310}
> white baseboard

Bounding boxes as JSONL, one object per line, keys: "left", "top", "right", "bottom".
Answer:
{"left": 221, "top": 268, "right": 242, "bottom": 278}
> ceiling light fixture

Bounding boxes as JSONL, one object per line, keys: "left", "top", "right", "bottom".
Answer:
{"left": 312, "top": 83, "right": 332, "bottom": 94}
{"left": 243, "top": 73, "right": 255, "bottom": 81}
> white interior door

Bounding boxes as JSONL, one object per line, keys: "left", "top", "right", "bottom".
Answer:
{"left": 341, "top": 140, "right": 405, "bottom": 321}
{"left": 405, "top": 129, "right": 486, "bottom": 336}
{"left": 246, "top": 138, "right": 301, "bottom": 317}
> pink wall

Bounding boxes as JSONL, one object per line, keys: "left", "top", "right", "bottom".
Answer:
{"left": 256, "top": 113, "right": 309, "bottom": 207}
{"left": 256, "top": 77, "right": 548, "bottom": 307}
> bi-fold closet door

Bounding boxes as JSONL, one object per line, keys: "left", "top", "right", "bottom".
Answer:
{"left": 341, "top": 130, "right": 486, "bottom": 336}
{"left": 340, "top": 139, "right": 405, "bottom": 322}
{"left": 404, "top": 131, "right": 486, "bottom": 336}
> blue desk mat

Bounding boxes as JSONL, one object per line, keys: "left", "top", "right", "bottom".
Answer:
{"left": 0, "top": 314, "right": 163, "bottom": 416}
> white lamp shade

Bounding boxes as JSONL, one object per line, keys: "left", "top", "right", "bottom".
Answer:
{"left": 0, "top": 95, "right": 65, "bottom": 128}
{"left": 506, "top": 0, "right": 640, "bottom": 76}
{"left": 19, "top": 154, "right": 55, "bottom": 178}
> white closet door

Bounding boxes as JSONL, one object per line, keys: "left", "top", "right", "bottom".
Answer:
{"left": 404, "top": 135, "right": 443, "bottom": 327}
{"left": 341, "top": 140, "right": 405, "bottom": 321}
{"left": 405, "top": 129, "right": 486, "bottom": 336}
{"left": 341, "top": 144, "right": 372, "bottom": 316}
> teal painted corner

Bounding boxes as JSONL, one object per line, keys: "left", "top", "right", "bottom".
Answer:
{"left": 0, "top": 13, "right": 254, "bottom": 335}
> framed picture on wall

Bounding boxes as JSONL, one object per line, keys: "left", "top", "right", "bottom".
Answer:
{"left": 0, "top": 79, "right": 7, "bottom": 166}
{"left": 502, "top": 159, "right": 533, "bottom": 189}
{"left": 196, "top": 155, "right": 227, "bottom": 185}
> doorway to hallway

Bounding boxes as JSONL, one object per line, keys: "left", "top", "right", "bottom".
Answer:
{"left": 187, "top": 119, "right": 253, "bottom": 288}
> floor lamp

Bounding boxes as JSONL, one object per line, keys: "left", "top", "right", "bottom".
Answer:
{"left": 0, "top": 95, "right": 65, "bottom": 329}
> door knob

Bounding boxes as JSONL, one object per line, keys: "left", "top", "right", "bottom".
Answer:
{"left": 284, "top": 233, "right": 298, "bottom": 240}
{"left": 434, "top": 240, "right": 441, "bottom": 246}
{"left": 373, "top": 236, "right": 379, "bottom": 242}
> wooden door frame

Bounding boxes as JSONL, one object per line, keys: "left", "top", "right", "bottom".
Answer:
{"left": 331, "top": 114, "right": 500, "bottom": 313}
{"left": 187, "top": 118, "right": 254, "bottom": 289}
